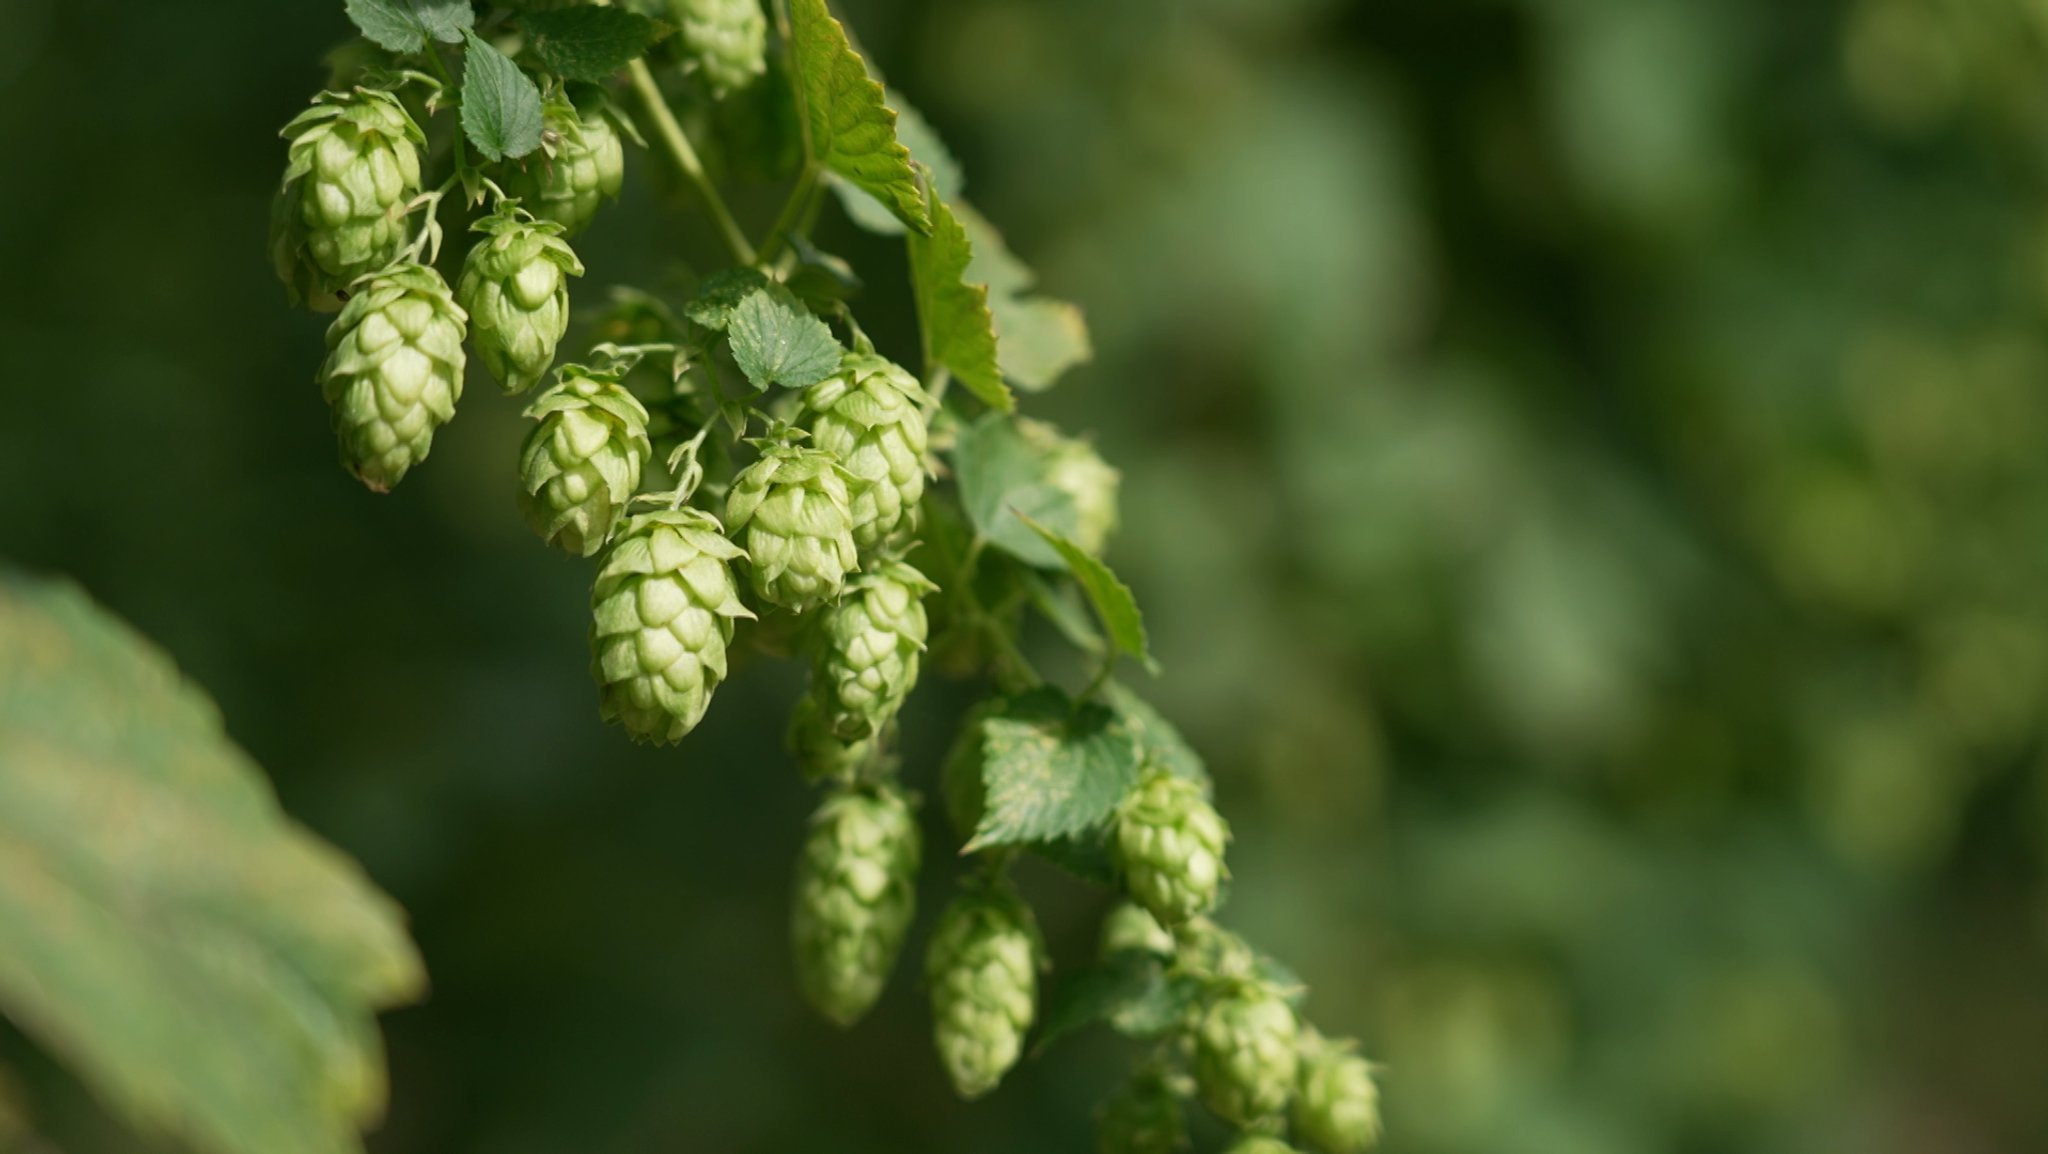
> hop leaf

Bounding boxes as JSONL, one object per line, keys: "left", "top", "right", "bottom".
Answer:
{"left": 1113, "top": 770, "right": 1230, "bottom": 928}
{"left": 791, "top": 786, "right": 922, "bottom": 1026}
{"left": 667, "top": 0, "right": 768, "bottom": 96}
{"left": 270, "top": 88, "right": 424, "bottom": 312}
{"left": 317, "top": 262, "right": 468, "bottom": 492}
{"left": 497, "top": 93, "right": 625, "bottom": 237}
{"left": 802, "top": 354, "right": 933, "bottom": 551}
{"left": 1095, "top": 1069, "right": 1189, "bottom": 1154}
{"left": 926, "top": 884, "right": 1043, "bottom": 1099}
{"left": 458, "top": 210, "right": 584, "bottom": 394}
{"left": 812, "top": 561, "right": 935, "bottom": 741}
{"left": 517, "top": 367, "right": 652, "bottom": 556}
{"left": 1293, "top": 1033, "right": 1382, "bottom": 1153}
{"left": 1194, "top": 980, "right": 1300, "bottom": 1128}
{"left": 590, "top": 509, "right": 754, "bottom": 743}
{"left": 725, "top": 445, "right": 860, "bottom": 612}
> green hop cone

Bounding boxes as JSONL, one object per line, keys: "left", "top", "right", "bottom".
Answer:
{"left": 1223, "top": 1139, "right": 1300, "bottom": 1154}
{"left": 317, "top": 262, "right": 466, "bottom": 492}
{"left": 787, "top": 694, "right": 882, "bottom": 783}
{"left": 1113, "top": 771, "right": 1231, "bottom": 927}
{"left": 725, "top": 445, "right": 860, "bottom": 612}
{"left": 499, "top": 95, "right": 625, "bottom": 237}
{"left": 457, "top": 210, "right": 584, "bottom": 394}
{"left": 271, "top": 88, "right": 424, "bottom": 312}
{"left": 517, "top": 368, "right": 652, "bottom": 556}
{"left": 1292, "top": 1034, "right": 1382, "bottom": 1153}
{"left": 1100, "top": 901, "right": 1177, "bottom": 959}
{"left": 1020, "top": 418, "right": 1121, "bottom": 556}
{"left": 801, "top": 355, "right": 932, "bottom": 551}
{"left": 1194, "top": 981, "right": 1301, "bottom": 1128}
{"left": 926, "top": 884, "right": 1043, "bottom": 1100}
{"left": 791, "top": 785, "right": 922, "bottom": 1026}
{"left": 669, "top": 0, "right": 768, "bottom": 96}
{"left": 813, "top": 561, "right": 936, "bottom": 740}
{"left": 590, "top": 509, "right": 754, "bottom": 743}
{"left": 1096, "top": 1070, "right": 1188, "bottom": 1154}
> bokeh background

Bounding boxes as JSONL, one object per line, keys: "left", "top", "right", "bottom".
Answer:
{"left": 5, "top": 0, "right": 2048, "bottom": 1150}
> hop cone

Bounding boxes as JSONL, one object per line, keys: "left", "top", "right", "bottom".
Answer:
{"left": 1293, "top": 1035, "right": 1382, "bottom": 1153}
{"left": 1114, "top": 771, "right": 1231, "bottom": 927}
{"left": 517, "top": 368, "right": 652, "bottom": 556}
{"left": 926, "top": 885, "right": 1042, "bottom": 1100}
{"left": 802, "top": 355, "right": 931, "bottom": 551}
{"left": 787, "top": 694, "right": 881, "bottom": 783}
{"left": 271, "top": 88, "right": 424, "bottom": 312}
{"left": 1020, "top": 418, "right": 1121, "bottom": 556}
{"left": 318, "top": 263, "right": 466, "bottom": 492}
{"left": 1194, "top": 981, "right": 1300, "bottom": 1128}
{"left": 458, "top": 211, "right": 584, "bottom": 394}
{"left": 670, "top": 0, "right": 768, "bottom": 96}
{"left": 1224, "top": 1139, "right": 1299, "bottom": 1154}
{"left": 791, "top": 786, "right": 922, "bottom": 1026}
{"left": 1096, "top": 1070, "right": 1188, "bottom": 1154}
{"left": 813, "top": 561, "right": 935, "bottom": 740}
{"left": 1101, "top": 902, "right": 1177, "bottom": 958}
{"left": 500, "top": 96, "right": 625, "bottom": 237}
{"left": 590, "top": 509, "right": 753, "bottom": 743}
{"left": 725, "top": 445, "right": 859, "bottom": 612}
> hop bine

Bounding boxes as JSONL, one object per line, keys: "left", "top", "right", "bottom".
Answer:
{"left": 590, "top": 509, "right": 753, "bottom": 743}
{"left": 811, "top": 561, "right": 935, "bottom": 741}
{"left": 499, "top": 94, "right": 625, "bottom": 237}
{"left": 1194, "top": 979, "right": 1301, "bottom": 1128}
{"left": 725, "top": 445, "right": 860, "bottom": 613}
{"left": 517, "top": 367, "right": 652, "bottom": 557}
{"left": 801, "top": 355, "right": 932, "bottom": 552}
{"left": 1292, "top": 1032, "right": 1382, "bottom": 1153}
{"left": 458, "top": 210, "right": 584, "bottom": 394}
{"left": 791, "top": 785, "right": 922, "bottom": 1026}
{"left": 271, "top": 88, "right": 424, "bottom": 312}
{"left": 1114, "top": 771, "right": 1231, "bottom": 927}
{"left": 926, "top": 883, "right": 1042, "bottom": 1100}
{"left": 668, "top": 0, "right": 769, "bottom": 96}
{"left": 317, "top": 262, "right": 466, "bottom": 492}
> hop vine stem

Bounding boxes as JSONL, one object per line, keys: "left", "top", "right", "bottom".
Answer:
{"left": 625, "top": 57, "right": 756, "bottom": 266}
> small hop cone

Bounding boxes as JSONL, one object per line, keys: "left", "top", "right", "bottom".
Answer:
{"left": 670, "top": 0, "right": 768, "bottom": 96}
{"left": 814, "top": 561, "right": 936, "bottom": 740}
{"left": 1100, "top": 902, "right": 1176, "bottom": 958}
{"left": 517, "top": 368, "right": 652, "bottom": 556}
{"left": 1114, "top": 771, "right": 1231, "bottom": 927}
{"left": 271, "top": 88, "right": 424, "bottom": 312}
{"left": 802, "top": 355, "right": 932, "bottom": 552}
{"left": 791, "top": 785, "right": 922, "bottom": 1026}
{"left": 1224, "top": 1139, "right": 1300, "bottom": 1154}
{"left": 1096, "top": 1070, "right": 1188, "bottom": 1154}
{"left": 1020, "top": 418, "right": 1121, "bottom": 556}
{"left": 926, "top": 884, "right": 1043, "bottom": 1100}
{"left": 1292, "top": 1034, "right": 1382, "bottom": 1153}
{"left": 318, "top": 263, "right": 467, "bottom": 492}
{"left": 787, "top": 694, "right": 881, "bottom": 783}
{"left": 590, "top": 509, "right": 754, "bottom": 743}
{"left": 725, "top": 445, "right": 859, "bottom": 612}
{"left": 458, "top": 211, "right": 584, "bottom": 394}
{"left": 499, "top": 96, "right": 625, "bottom": 237}
{"left": 1194, "top": 981, "right": 1301, "bottom": 1128}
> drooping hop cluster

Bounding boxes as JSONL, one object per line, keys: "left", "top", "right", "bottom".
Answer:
{"left": 499, "top": 95, "right": 625, "bottom": 237}
{"left": 1194, "top": 981, "right": 1301, "bottom": 1128}
{"left": 725, "top": 445, "right": 860, "bottom": 612}
{"left": 590, "top": 509, "right": 753, "bottom": 743}
{"left": 1114, "top": 771, "right": 1231, "bottom": 927}
{"left": 317, "top": 263, "right": 467, "bottom": 493}
{"left": 1019, "top": 417, "right": 1122, "bottom": 556}
{"left": 1096, "top": 1070, "right": 1189, "bottom": 1154}
{"left": 791, "top": 786, "right": 922, "bottom": 1026}
{"left": 801, "top": 355, "right": 932, "bottom": 551}
{"left": 517, "top": 368, "right": 652, "bottom": 556}
{"left": 669, "top": 0, "right": 768, "bottom": 96}
{"left": 812, "top": 561, "right": 934, "bottom": 741}
{"left": 926, "top": 885, "right": 1043, "bottom": 1100}
{"left": 1292, "top": 1033, "right": 1382, "bottom": 1153}
{"left": 458, "top": 210, "right": 584, "bottom": 394}
{"left": 271, "top": 88, "right": 424, "bottom": 311}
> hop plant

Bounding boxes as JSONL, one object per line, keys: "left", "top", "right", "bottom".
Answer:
{"left": 1224, "top": 1139, "right": 1300, "bottom": 1154}
{"left": 271, "top": 88, "right": 424, "bottom": 312}
{"left": 1292, "top": 1034, "right": 1382, "bottom": 1153}
{"left": 725, "top": 445, "right": 860, "bottom": 612}
{"left": 801, "top": 355, "right": 932, "bottom": 551}
{"left": 787, "top": 694, "right": 881, "bottom": 783}
{"left": 499, "top": 95, "right": 625, "bottom": 237}
{"left": 1113, "top": 771, "right": 1231, "bottom": 927}
{"left": 458, "top": 210, "right": 584, "bottom": 394}
{"left": 791, "top": 786, "right": 922, "bottom": 1026}
{"left": 317, "top": 262, "right": 466, "bottom": 492}
{"left": 1020, "top": 418, "right": 1121, "bottom": 556}
{"left": 517, "top": 368, "right": 653, "bottom": 556}
{"left": 812, "top": 561, "right": 935, "bottom": 740}
{"left": 1100, "top": 902, "right": 1177, "bottom": 958}
{"left": 926, "top": 884, "right": 1042, "bottom": 1100}
{"left": 1194, "top": 981, "right": 1301, "bottom": 1128}
{"left": 1096, "top": 1070, "right": 1188, "bottom": 1154}
{"left": 590, "top": 509, "right": 753, "bottom": 743}
{"left": 669, "top": 0, "right": 769, "bottom": 96}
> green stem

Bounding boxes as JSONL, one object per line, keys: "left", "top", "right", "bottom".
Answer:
{"left": 756, "top": 162, "right": 820, "bottom": 266}
{"left": 625, "top": 58, "right": 757, "bottom": 266}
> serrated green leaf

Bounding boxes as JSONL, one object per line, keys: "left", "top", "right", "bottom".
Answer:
{"left": 0, "top": 570, "right": 424, "bottom": 1154}
{"left": 345, "top": 0, "right": 475, "bottom": 53}
{"left": 910, "top": 189, "right": 1011, "bottom": 412}
{"left": 725, "top": 287, "right": 842, "bottom": 391}
{"left": 964, "top": 688, "right": 1141, "bottom": 852}
{"left": 832, "top": 87, "right": 962, "bottom": 235}
{"left": 522, "top": 7, "right": 665, "bottom": 83}
{"left": 1023, "top": 516, "right": 1155, "bottom": 672}
{"left": 460, "top": 30, "right": 546, "bottom": 162}
{"left": 1032, "top": 949, "right": 1164, "bottom": 1057}
{"left": 953, "top": 413, "right": 1081, "bottom": 568}
{"left": 959, "top": 206, "right": 1092, "bottom": 392}
{"left": 1102, "top": 681, "right": 1207, "bottom": 785}
{"left": 786, "top": 0, "right": 929, "bottom": 234}
{"left": 683, "top": 267, "right": 771, "bottom": 331}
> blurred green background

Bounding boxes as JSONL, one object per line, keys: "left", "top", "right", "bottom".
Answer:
{"left": 6, "top": 0, "right": 2048, "bottom": 1150}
